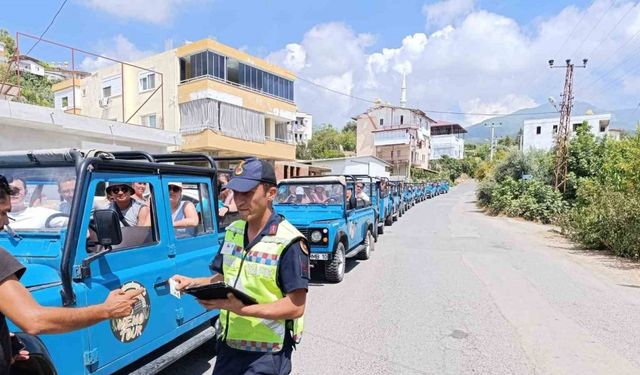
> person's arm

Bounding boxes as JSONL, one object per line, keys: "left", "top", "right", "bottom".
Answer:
{"left": 172, "top": 273, "right": 223, "bottom": 290}
{"left": 137, "top": 205, "right": 151, "bottom": 227}
{"left": 173, "top": 202, "right": 199, "bottom": 228}
{"left": 0, "top": 276, "right": 143, "bottom": 335}
{"left": 198, "top": 289, "right": 305, "bottom": 320}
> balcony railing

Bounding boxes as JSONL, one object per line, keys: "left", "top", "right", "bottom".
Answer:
{"left": 179, "top": 75, "right": 295, "bottom": 105}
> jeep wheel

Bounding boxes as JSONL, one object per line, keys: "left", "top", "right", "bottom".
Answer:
{"left": 357, "top": 229, "right": 374, "bottom": 260}
{"left": 385, "top": 214, "right": 393, "bottom": 226}
{"left": 377, "top": 221, "right": 385, "bottom": 234}
{"left": 325, "top": 242, "right": 345, "bottom": 283}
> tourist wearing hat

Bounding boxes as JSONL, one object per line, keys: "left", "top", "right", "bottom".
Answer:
{"left": 168, "top": 182, "right": 199, "bottom": 236}
{"left": 106, "top": 182, "right": 150, "bottom": 227}
{"left": 172, "top": 157, "right": 310, "bottom": 375}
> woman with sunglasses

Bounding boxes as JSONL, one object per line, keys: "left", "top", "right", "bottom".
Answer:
{"left": 168, "top": 183, "right": 199, "bottom": 236}
{"left": 106, "top": 182, "right": 150, "bottom": 227}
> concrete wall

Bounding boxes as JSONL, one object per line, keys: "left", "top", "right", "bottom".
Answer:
{"left": 0, "top": 100, "right": 179, "bottom": 153}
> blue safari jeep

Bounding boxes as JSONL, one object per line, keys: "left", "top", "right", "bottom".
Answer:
{"left": 390, "top": 182, "right": 404, "bottom": 219}
{"left": 273, "top": 175, "right": 376, "bottom": 283}
{"left": 352, "top": 175, "right": 393, "bottom": 236}
{"left": 0, "top": 149, "right": 224, "bottom": 375}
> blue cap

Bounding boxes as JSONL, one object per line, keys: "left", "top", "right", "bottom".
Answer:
{"left": 225, "top": 158, "right": 277, "bottom": 193}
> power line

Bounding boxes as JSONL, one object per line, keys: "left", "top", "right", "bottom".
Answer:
{"left": 579, "top": 20, "right": 640, "bottom": 90}
{"left": 23, "top": 0, "right": 69, "bottom": 56}
{"left": 569, "top": 0, "right": 614, "bottom": 58}
{"left": 295, "top": 75, "right": 559, "bottom": 118}
{"left": 584, "top": 2, "right": 632, "bottom": 59}
{"left": 552, "top": 0, "right": 593, "bottom": 57}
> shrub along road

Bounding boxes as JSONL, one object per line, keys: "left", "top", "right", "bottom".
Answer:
{"left": 161, "top": 181, "right": 640, "bottom": 375}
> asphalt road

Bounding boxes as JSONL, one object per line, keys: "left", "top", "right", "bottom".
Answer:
{"left": 160, "top": 181, "right": 640, "bottom": 375}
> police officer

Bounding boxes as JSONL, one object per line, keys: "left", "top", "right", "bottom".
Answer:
{"left": 172, "top": 158, "right": 309, "bottom": 375}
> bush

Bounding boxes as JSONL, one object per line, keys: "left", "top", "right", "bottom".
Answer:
{"left": 478, "top": 177, "right": 566, "bottom": 224}
{"left": 561, "top": 182, "right": 640, "bottom": 258}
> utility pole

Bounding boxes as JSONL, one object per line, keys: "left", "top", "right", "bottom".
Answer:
{"left": 484, "top": 122, "right": 501, "bottom": 161}
{"left": 549, "top": 58, "right": 587, "bottom": 193}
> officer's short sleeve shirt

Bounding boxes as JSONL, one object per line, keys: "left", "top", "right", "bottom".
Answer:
{"left": 209, "top": 212, "right": 309, "bottom": 294}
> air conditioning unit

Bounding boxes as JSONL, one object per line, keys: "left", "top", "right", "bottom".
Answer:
{"left": 99, "top": 97, "right": 111, "bottom": 108}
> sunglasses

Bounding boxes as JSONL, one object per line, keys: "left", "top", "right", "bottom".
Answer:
{"left": 107, "top": 186, "right": 130, "bottom": 194}
{"left": 169, "top": 185, "right": 182, "bottom": 193}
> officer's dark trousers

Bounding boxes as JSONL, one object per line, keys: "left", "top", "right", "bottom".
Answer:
{"left": 213, "top": 341, "right": 293, "bottom": 375}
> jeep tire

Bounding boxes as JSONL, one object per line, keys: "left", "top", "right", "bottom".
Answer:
{"left": 385, "top": 214, "right": 393, "bottom": 226}
{"left": 325, "top": 242, "right": 345, "bottom": 283}
{"left": 377, "top": 220, "right": 385, "bottom": 234}
{"left": 357, "top": 229, "right": 374, "bottom": 260}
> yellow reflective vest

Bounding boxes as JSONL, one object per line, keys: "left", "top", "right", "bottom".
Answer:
{"left": 219, "top": 219, "right": 305, "bottom": 353}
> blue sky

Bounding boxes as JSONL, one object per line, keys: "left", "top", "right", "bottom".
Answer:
{"left": 1, "top": 0, "right": 590, "bottom": 58}
{"left": 1, "top": 0, "right": 637, "bottom": 127}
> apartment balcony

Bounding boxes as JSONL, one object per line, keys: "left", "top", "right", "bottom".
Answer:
{"left": 181, "top": 128, "right": 295, "bottom": 160}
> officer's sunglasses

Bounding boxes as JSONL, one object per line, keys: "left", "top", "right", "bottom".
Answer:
{"left": 169, "top": 185, "right": 182, "bottom": 193}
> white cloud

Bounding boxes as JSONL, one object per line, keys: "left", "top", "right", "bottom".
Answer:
{"left": 460, "top": 94, "right": 538, "bottom": 125}
{"left": 80, "top": 35, "right": 154, "bottom": 71}
{"left": 422, "top": 0, "right": 476, "bottom": 29}
{"left": 81, "top": 0, "right": 199, "bottom": 24}
{"left": 265, "top": 0, "right": 640, "bottom": 128}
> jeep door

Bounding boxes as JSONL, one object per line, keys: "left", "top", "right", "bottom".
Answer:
{"left": 76, "top": 174, "right": 178, "bottom": 373}
{"left": 347, "top": 202, "right": 371, "bottom": 251}
{"left": 161, "top": 176, "right": 220, "bottom": 324}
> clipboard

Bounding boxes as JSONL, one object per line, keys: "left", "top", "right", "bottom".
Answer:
{"left": 183, "top": 282, "right": 258, "bottom": 305}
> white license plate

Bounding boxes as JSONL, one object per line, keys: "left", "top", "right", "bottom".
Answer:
{"left": 310, "top": 253, "right": 329, "bottom": 261}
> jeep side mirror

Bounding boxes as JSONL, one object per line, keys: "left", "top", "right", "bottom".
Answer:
{"left": 94, "top": 209, "right": 123, "bottom": 246}
{"left": 74, "top": 209, "right": 122, "bottom": 281}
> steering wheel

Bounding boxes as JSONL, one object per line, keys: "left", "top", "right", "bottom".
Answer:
{"left": 45, "top": 213, "right": 70, "bottom": 228}
{"left": 327, "top": 198, "right": 339, "bottom": 204}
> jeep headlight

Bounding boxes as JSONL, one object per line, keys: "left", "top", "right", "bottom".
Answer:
{"left": 310, "top": 230, "right": 322, "bottom": 242}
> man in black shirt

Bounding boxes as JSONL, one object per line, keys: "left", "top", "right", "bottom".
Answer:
{"left": 0, "top": 175, "right": 143, "bottom": 374}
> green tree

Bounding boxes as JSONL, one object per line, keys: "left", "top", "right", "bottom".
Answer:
{"left": 0, "top": 29, "right": 16, "bottom": 58}
{"left": 565, "top": 121, "right": 606, "bottom": 200}
{"left": 304, "top": 124, "right": 345, "bottom": 159}
{"left": 340, "top": 121, "right": 356, "bottom": 152}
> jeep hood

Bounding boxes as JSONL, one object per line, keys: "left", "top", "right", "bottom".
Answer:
{"left": 276, "top": 207, "right": 343, "bottom": 226}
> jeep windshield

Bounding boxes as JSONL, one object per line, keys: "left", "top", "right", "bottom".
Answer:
{"left": 1, "top": 166, "right": 75, "bottom": 234}
{"left": 275, "top": 183, "right": 344, "bottom": 205}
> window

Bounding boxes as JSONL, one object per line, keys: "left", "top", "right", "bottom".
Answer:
{"left": 139, "top": 72, "right": 156, "bottom": 92}
{"left": 553, "top": 125, "right": 558, "bottom": 134}
{"left": 536, "top": 126, "right": 541, "bottom": 135}
{"left": 141, "top": 114, "right": 157, "bottom": 128}
{"left": 102, "top": 76, "right": 121, "bottom": 98}
{"left": 87, "top": 181, "right": 157, "bottom": 252}
{"left": 61, "top": 96, "right": 69, "bottom": 108}
{"left": 380, "top": 118, "right": 384, "bottom": 126}
{"left": 572, "top": 123, "right": 581, "bottom": 132}
{"left": 400, "top": 115, "right": 404, "bottom": 124}
{"left": 599, "top": 120, "right": 609, "bottom": 133}
{"left": 168, "top": 181, "right": 214, "bottom": 239}
{"left": 226, "top": 58, "right": 239, "bottom": 84}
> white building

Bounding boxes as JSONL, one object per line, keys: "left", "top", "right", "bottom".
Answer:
{"left": 291, "top": 112, "right": 312, "bottom": 144}
{"left": 14, "top": 56, "right": 46, "bottom": 77}
{"left": 522, "top": 113, "right": 611, "bottom": 151}
{"left": 430, "top": 121, "right": 466, "bottom": 160}
{"left": 303, "top": 155, "right": 391, "bottom": 178}
{"left": 0, "top": 99, "right": 179, "bottom": 153}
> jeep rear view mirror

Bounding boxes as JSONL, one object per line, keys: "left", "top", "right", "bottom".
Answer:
{"left": 94, "top": 209, "right": 123, "bottom": 247}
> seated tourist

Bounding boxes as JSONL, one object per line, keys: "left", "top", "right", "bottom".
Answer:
{"left": 7, "top": 178, "right": 65, "bottom": 229}
{"left": 168, "top": 182, "right": 199, "bottom": 236}
{"left": 105, "top": 182, "right": 150, "bottom": 227}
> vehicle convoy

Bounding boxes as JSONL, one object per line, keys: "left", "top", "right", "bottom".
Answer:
{"left": 0, "top": 149, "right": 223, "bottom": 375}
{"left": 273, "top": 175, "right": 376, "bottom": 283}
